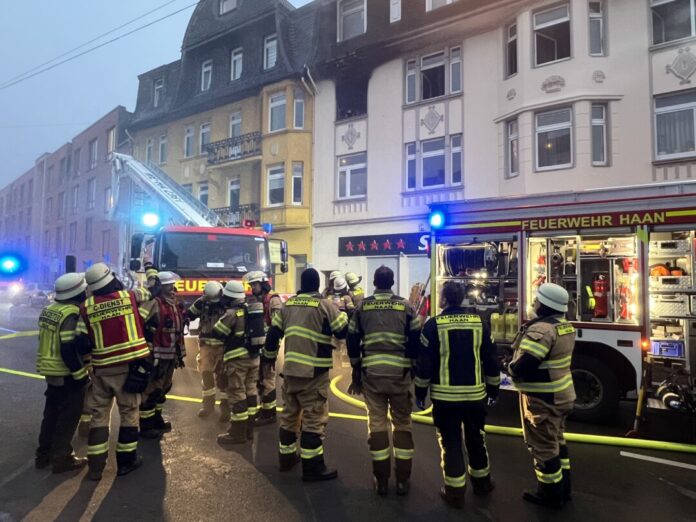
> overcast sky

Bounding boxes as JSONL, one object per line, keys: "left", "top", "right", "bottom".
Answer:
{"left": 0, "top": 0, "right": 312, "bottom": 186}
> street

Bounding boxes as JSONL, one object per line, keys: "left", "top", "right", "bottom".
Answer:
{"left": 1, "top": 309, "right": 695, "bottom": 522}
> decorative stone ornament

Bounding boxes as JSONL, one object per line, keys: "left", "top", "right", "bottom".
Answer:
{"left": 420, "top": 106, "right": 443, "bottom": 135}
{"left": 593, "top": 70, "right": 606, "bottom": 83}
{"left": 341, "top": 124, "right": 361, "bottom": 150}
{"left": 506, "top": 88, "right": 517, "bottom": 100}
{"left": 541, "top": 75, "right": 566, "bottom": 93}
{"left": 666, "top": 47, "right": 696, "bottom": 84}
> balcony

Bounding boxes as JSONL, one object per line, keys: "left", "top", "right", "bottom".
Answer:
{"left": 212, "top": 204, "right": 260, "bottom": 227}
{"left": 207, "top": 132, "right": 262, "bottom": 166}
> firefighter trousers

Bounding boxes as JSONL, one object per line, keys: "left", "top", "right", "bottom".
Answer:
{"left": 362, "top": 374, "right": 414, "bottom": 482}
{"left": 224, "top": 356, "right": 260, "bottom": 426}
{"left": 197, "top": 343, "right": 227, "bottom": 408}
{"left": 87, "top": 368, "right": 141, "bottom": 472}
{"left": 432, "top": 401, "right": 491, "bottom": 495}
{"left": 37, "top": 382, "right": 85, "bottom": 464}
{"left": 140, "top": 359, "right": 176, "bottom": 429}
{"left": 258, "top": 364, "right": 277, "bottom": 412}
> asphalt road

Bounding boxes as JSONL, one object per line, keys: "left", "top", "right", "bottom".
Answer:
{"left": 1, "top": 316, "right": 695, "bottom": 521}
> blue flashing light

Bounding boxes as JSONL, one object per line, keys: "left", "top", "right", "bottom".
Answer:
{"left": 429, "top": 210, "right": 446, "bottom": 230}
{"left": 262, "top": 223, "right": 273, "bottom": 234}
{"left": 142, "top": 213, "right": 160, "bottom": 228}
{"left": 0, "top": 254, "right": 24, "bottom": 276}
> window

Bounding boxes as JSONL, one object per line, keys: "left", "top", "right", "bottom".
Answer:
{"left": 201, "top": 60, "right": 213, "bottom": 91}
{"left": 57, "top": 192, "right": 66, "bottom": 219}
{"left": 220, "top": 0, "right": 237, "bottom": 15}
{"left": 426, "top": 0, "right": 459, "bottom": 11}
{"left": 269, "top": 92, "right": 287, "bottom": 132}
{"left": 153, "top": 78, "right": 164, "bottom": 108}
{"left": 182, "top": 183, "right": 193, "bottom": 193}
{"left": 102, "top": 230, "right": 111, "bottom": 258}
{"left": 89, "top": 138, "right": 98, "bottom": 169}
{"left": 56, "top": 227, "right": 64, "bottom": 254}
{"left": 655, "top": 90, "right": 696, "bottom": 159}
{"left": 104, "top": 186, "right": 113, "bottom": 212}
{"left": 421, "top": 52, "right": 446, "bottom": 100}
{"left": 146, "top": 139, "right": 153, "bottom": 163}
{"left": 228, "top": 178, "right": 240, "bottom": 209}
{"left": 339, "top": 0, "right": 366, "bottom": 41}
{"left": 268, "top": 165, "right": 285, "bottom": 206}
{"left": 406, "top": 142, "right": 417, "bottom": 189}
{"left": 292, "top": 162, "right": 303, "bottom": 205}
{"left": 19, "top": 184, "right": 25, "bottom": 206}
{"left": 450, "top": 47, "right": 462, "bottom": 94}
{"left": 337, "top": 152, "right": 367, "bottom": 199}
{"left": 652, "top": 0, "right": 695, "bottom": 45}
{"left": 28, "top": 179, "right": 33, "bottom": 199}
{"left": 230, "top": 112, "right": 242, "bottom": 138}
{"left": 26, "top": 208, "right": 31, "bottom": 230}
{"left": 390, "top": 0, "right": 401, "bottom": 22}
{"left": 264, "top": 35, "right": 278, "bottom": 70}
{"left": 535, "top": 108, "right": 573, "bottom": 170}
{"left": 69, "top": 222, "right": 77, "bottom": 251}
{"left": 231, "top": 48, "right": 243, "bottom": 81}
{"left": 336, "top": 73, "right": 368, "bottom": 119}
{"left": 198, "top": 182, "right": 209, "bottom": 206}
{"left": 71, "top": 185, "right": 79, "bottom": 214}
{"left": 85, "top": 217, "right": 93, "bottom": 249}
{"left": 533, "top": 5, "right": 571, "bottom": 66}
{"left": 184, "top": 127, "right": 194, "bottom": 158}
{"left": 73, "top": 148, "right": 81, "bottom": 174}
{"left": 294, "top": 89, "right": 305, "bottom": 129}
{"left": 406, "top": 60, "right": 417, "bottom": 103}
{"left": 507, "top": 119, "right": 520, "bottom": 178}
{"left": 46, "top": 197, "right": 53, "bottom": 221}
{"left": 87, "top": 178, "right": 97, "bottom": 210}
{"left": 506, "top": 24, "right": 518, "bottom": 77}
{"left": 159, "top": 135, "right": 168, "bottom": 164}
{"left": 44, "top": 230, "right": 50, "bottom": 251}
{"left": 589, "top": 2, "right": 605, "bottom": 56}
{"left": 200, "top": 123, "right": 211, "bottom": 154}
{"left": 591, "top": 104, "right": 608, "bottom": 165}
{"left": 18, "top": 210, "right": 23, "bottom": 231}
{"left": 422, "top": 137, "right": 446, "bottom": 187}
{"left": 107, "top": 126, "right": 116, "bottom": 154}
{"left": 451, "top": 134, "right": 462, "bottom": 184}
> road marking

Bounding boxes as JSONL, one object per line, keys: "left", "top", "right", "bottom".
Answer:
{"left": 620, "top": 451, "right": 696, "bottom": 471}
{"left": 0, "top": 330, "right": 39, "bottom": 340}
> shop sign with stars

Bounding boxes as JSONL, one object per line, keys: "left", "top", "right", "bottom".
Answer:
{"left": 338, "top": 232, "right": 430, "bottom": 257}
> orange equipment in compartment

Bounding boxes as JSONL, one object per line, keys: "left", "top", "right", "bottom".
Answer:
{"left": 593, "top": 273, "right": 609, "bottom": 319}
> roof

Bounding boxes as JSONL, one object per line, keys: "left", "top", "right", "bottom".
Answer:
{"left": 162, "top": 226, "right": 268, "bottom": 238}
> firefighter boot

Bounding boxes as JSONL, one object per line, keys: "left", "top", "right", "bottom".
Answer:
{"left": 217, "top": 421, "right": 247, "bottom": 446}
{"left": 139, "top": 409, "right": 163, "bottom": 440}
{"left": 560, "top": 445, "right": 572, "bottom": 502}
{"left": 116, "top": 427, "right": 143, "bottom": 477}
{"left": 198, "top": 372, "right": 216, "bottom": 418}
{"left": 246, "top": 396, "right": 258, "bottom": 440}
{"left": 373, "top": 460, "right": 390, "bottom": 496}
{"left": 218, "top": 399, "right": 231, "bottom": 423}
{"left": 279, "top": 428, "right": 300, "bottom": 472}
{"left": 440, "top": 486, "right": 465, "bottom": 509}
{"left": 52, "top": 455, "right": 87, "bottom": 474}
{"left": 255, "top": 407, "right": 277, "bottom": 426}
{"left": 87, "top": 427, "right": 109, "bottom": 481}
{"left": 301, "top": 432, "right": 338, "bottom": 482}
{"left": 370, "top": 431, "right": 390, "bottom": 495}
{"left": 393, "top": 430, "right": 413, "bottom": 496}
{"left": 523, "top": 458, "right": 565, "bottom": 509}
{"left": 117, "top": 455, "right": 144, "bottom": 477}
{"left": 78, "top": 415, "right": 91, "bottom": 438}
{"left": 471, "top": 475, "right": 496, "bottom": 496}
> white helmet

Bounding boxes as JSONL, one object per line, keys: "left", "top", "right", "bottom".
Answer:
{"left": 55, "top": 273, "right": 87, "bottom": 301}
{"left": 204, "top": 281, "right": 223, "bottom": 302}
{"left": 246, "top": 271, "right": 268, "bottom": 284}
{"left": 536, "top": 283, "right": 569, "bottom": 313}
{"left": 345, "top": 272, "right": 362, "bottom": 287}
{"left": 333, "top": 276, "right": 348, "bottom": 292}
{"left": 329, "top": 270, "right": 342, "bottom": 280}
{"left": 85, "top": 263, "right": 115, "bottom": 292}
{"left": 158, "top": 271, "right": 181, "bottom": 286}
{"left": 223, "top": 281, "right": 246, "bottom": 299}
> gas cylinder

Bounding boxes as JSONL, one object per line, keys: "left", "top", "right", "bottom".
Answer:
{"left": 504, "top": 311, "right": 518, "bottom": 342}
{"left": 490, "top": 312, "right": 505, "bottom": 341}
{"left": 592, "top": 273, "right": 609, "bottom": 319}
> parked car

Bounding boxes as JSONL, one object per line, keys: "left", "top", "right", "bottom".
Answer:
{"left": 11, "top": 283, "right": 54, "bottom": 308}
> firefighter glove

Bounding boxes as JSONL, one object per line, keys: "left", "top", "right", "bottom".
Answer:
{"left": 347, "top": 364, "right": 362, "bottom": 395}
{"left": 414, "top": 385, "right": 428, "bottom": 410}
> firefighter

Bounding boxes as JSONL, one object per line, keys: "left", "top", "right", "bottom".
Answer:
{"left": 509, "top": 282, "right": 575, "bottom": 508}
{"left": 76, "top": 263, "right": 155, "bottom": 481}
{"left": 139, "top": 271, "right": 185, "bottom": 439}
{"left": 347, "top": 266, "right": 421, "bottom": 496}
{"left": 35, "top": 272, "right": 90, "bottom": 474}
{"left": 187, "top": 281, "right": 229, "bottom": 421}
{"left": 264, "top": 268, "right": 348, "bottom": 481}
{"left": 322, "top": 270, "right": 342, "bottom": 298}
{"left": 415, "top": 281, "right": 499, "bottom": 509}
{"left": 345, "top": 272, "right": 365, "bottom": 309}
{"left": 331, "top": 276, "right": 355, "bottom": 316}
{"left": 246, "top": 270, "right": 283, "bottom": 426}
{"left": 214, "top": 281, "right": 260, "bottom": 445}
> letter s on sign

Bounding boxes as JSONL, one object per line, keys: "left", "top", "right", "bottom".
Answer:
{"left": 418, "top": 235, "right": 429, "bottom": 252}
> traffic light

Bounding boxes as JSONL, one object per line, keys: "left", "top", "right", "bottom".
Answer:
{"left": 142, "top": 212, "right": 160, "bottom": 228}
{"left": 429, "top": 210, "right": 446, "bottom": 230}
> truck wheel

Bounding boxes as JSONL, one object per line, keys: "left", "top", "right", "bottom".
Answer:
{"left": 570, "top": 354, "right": 619, "bottom": 424}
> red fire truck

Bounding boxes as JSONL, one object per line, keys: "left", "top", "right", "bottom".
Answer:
{"left": 428, "top": 181, "right": 696, "bottom": 423}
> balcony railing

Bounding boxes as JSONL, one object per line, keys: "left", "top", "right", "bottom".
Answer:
{"left": 212, "top": 204, "right": 260, "bottom": 227}
{"left": 207, "top": 132, "right": 262, "bottom": 165}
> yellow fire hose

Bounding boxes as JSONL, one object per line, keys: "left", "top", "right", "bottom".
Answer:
{"left": 329, "top": 375, "right": 696, "bottom": 455}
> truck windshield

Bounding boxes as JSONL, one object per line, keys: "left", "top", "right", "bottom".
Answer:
{"left": 158, "top": 232, "right": 269, "bottom": 275}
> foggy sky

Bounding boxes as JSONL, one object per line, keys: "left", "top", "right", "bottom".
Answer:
{"left": 0, "top": 0, "right": 312, "bottom": 186}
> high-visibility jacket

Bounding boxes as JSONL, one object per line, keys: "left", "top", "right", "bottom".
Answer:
{"left": 188, "top": 297, "right": 226, "bottom": 347}
{"left": 141, "top": 296, "right": 185, "bottom": 360}
{"left": 415, "top": 307, "right": 500, "bottom": 403}
{"left": 213, "top": 304, "right": 249, "bottom": 362}
{"left": 349, "top": 287, "right": 365, "bottom": 309}
{"left": 36, "top": 303, "right": 87, "bottom": 380}
{"left": 77, "top": 290, "right": 151, "bottom": 368}
{"left": 509, "top": 315, "right": 576, "bottom": 405}
{"left": 265, "top": 292, "right": 348, "bottom": 378}
{"left": 346, "top": 291, "right": 421, "bottom": 377}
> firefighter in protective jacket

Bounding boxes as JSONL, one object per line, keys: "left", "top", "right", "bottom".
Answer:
{"left": 264, "top": 268, "right": 349, "bottom": 482}
{"left": 346, "top": 272, "right": 365, "bottom": 309}
{"left": 416, "top": 281, "right": 499, "bottom": 509}
{"left": 139, "top": 271, "right": 185, "bottom": 438}
{"left": 35, "top": 272, "right": 90, "bottom": 474}
{"left": 347, "top": 265, "right": 421, "bottom": 496}
{"left": 76, "top": 263, "right": 155, "bottom": 481}
{"left": 509, "top": 282, "right": 575, "bottom": 509}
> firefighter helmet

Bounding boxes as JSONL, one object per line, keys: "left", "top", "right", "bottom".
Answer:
{"left": 223, "top": 281, "right": 246, "bottom": 299}
{"left": 158, "top": 271, "right": 181, "bottom": 286}
{"left": 333, "top": 276, "right": 348, "bottom": 292}
{"left": 329, "top": 270, "right": 342, "bottom": 280}
{"left": 345, "top": 272, "right": 362, "bottom": 287}
{"left": 55, "top": 272, "right": 88, "bottom": 301}
{"left": 203, "top": 281, "right": 223, "bottom": 302}
{"left": 245, "top": 271, "right": 268, "bottom": 284}
{"left": 85, "top": 263, "right": 115, "bottom": 292}
{"left": 536, "top": 283, "right": 569, "bottom": 313}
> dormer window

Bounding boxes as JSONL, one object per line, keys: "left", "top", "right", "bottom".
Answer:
{"left": 338, "top": 0, "right": 366, "bottom": 41}
{"left": 220, "top": 0, "right": 237, "bottom": 15}
{"left": 153, "top": 78, "right": 164, "bottom": 108}
{"left": 201, "top": 60, "right": 213, "bottom": 91}
{"left": 264, "top": 35, "right": 278, "bottom": 70}
{"left": 231, "top": 48, "right": 243, "bottom": 80}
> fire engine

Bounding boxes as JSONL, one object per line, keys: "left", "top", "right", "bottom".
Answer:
{"left": 428, "top": 180, "right": 696, "bottom": 425}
